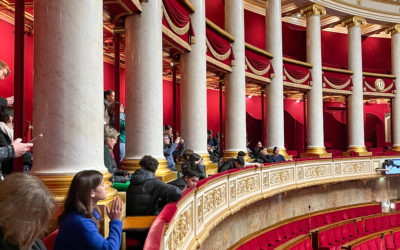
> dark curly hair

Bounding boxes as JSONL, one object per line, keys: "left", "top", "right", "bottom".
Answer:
{"left": 139, "top": 155, "right": 159, "bottom": 173}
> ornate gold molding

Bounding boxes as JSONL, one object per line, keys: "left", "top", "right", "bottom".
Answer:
{"left": 385, "top": 24, "right": 400, "bottom": 35}
{"left": 300, "top": 147, "right": 332, "bottom": 158}
{"left": 300, "top": 4, "right": 326, "bottom": 17}
{"left": 341, "top": 16, "right": 367, "bottom": 28}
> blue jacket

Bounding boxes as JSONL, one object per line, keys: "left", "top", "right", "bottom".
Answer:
{"left": 55, "top": 209, "right": 122, "bottom": 250}
{"left": 163, "top": 142, "right": 184, "bottom": 170}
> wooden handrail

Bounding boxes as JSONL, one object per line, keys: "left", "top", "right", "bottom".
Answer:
{"left": 322, "top": 66, "right": 353, "bottom": 74}
{"left": 245, "top": 42, "right": 273, "bottom": 58}
{"left": 122, "top": 216, "right": 156, "bottom": 231}
{"left": 283, "top": 57, "right": 313, "bottom": 68}
{"left": 275, "top": 235, "right": 310, "bottom": 250}
{"left": 205, "top": 18, "right": 235, "bottom": 42}
{"left": 180, "top": 0, "right": 195, "bottom": 12}
{"left": 342, "top": 228, "right": 400, "bottom": 248}
{"left": 363, "top": 72, "right": 396, "bottom": 79}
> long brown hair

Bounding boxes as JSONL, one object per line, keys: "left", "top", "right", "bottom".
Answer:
{"left": 58, "top": 170, "right": 103, "bottom": 224}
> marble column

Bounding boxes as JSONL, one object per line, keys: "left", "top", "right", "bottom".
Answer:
{"left": 342, "top": 16, "right": 371, "bottom": 156}
{"left": 123, "top": 0, "right": 176, "bottom": 181}
{"left": 265, "top": 0, "right": 291, "bottom": 159}
{"left": 31, "top": 0, "right": 116, "bottom": 201}
{"left": 300, "top": 4, "right": 331, "bottom": 158}
{"left": 388, "top": 24, "right": 400, "bottom": 153}
{"left": 180, "top": 0, "right": 217, "bottom": 174}
{"left": 224, "top": 0, "right": 248, "bottom": 159}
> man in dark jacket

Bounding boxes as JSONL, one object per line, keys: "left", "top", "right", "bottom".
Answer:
{"left": 255, "top": 147, "right": 273, "bottom": 163}
{"left": 126, "top": 155, "right": 182, "bottom": 216}
{"left": 169, "top": 164, "right": 201, "bottom": 191}
{"left": 218, "top": 157, "right": 245, "bottom": 173}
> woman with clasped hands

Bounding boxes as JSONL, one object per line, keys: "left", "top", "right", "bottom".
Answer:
{"left": 55, "top": 170, "right": 123, "bottom": 250}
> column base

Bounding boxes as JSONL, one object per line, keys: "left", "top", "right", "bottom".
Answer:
{"left": 392, "top": 145, "right": 400, "bottom": 154}
{"left": 343, "top": 146, "right": 372, "bottom": 156}
{"left": 122, "top": 157, "right": 177, "bottom": 182}
{"left": 267, "top": 148, "right": 293, "bottom": 161}
{"left": 300, "top": 147, "right": 332, "bottom": 158}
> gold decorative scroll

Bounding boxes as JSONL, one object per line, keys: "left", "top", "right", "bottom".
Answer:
{"left": 284, "top": 68, "right": 311, "bottom": 84}
{"left": 341, "top": 16, "right": 367, "bottom": 28}
{"left": 323, "top": 75, "right": 351, "bottom": 90}
{"left": 385, "top": 24, "right": 400, "bottom": 35}
{"left": 245, "top": 56, "right": 270, "bottom": 76}
{"left": 364, "top": 80, "right": 393, "bottom": 92}
{"left": 206, "top": 38, "right": 232, "bottom": 61}
{"left": 300, "top": 3, "right": 326, "bottom": 17}
{"left": 162, "top": 2, "right": 190, "bottom": 36}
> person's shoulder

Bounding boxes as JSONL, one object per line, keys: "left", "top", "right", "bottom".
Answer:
{"left": 62, "top": 212, "right": 98, "bottom": 233}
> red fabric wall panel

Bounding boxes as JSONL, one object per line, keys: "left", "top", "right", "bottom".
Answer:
{"left": 244, "top": 10, "right": 265, "bottom": 49}
{"left": 205, "top": 0, "right": 224, "bottom": 28}
{"left": 321, "top": 30, "right": 348, "bottom": 69}
{"left": 362, "top": 36, "right": 391, "bottom": 74}
{"left": 103, "top": 62, "right": 126, "bottom": 106}
{"left": 282, "top": 22, "right": 306, "bottom": 61}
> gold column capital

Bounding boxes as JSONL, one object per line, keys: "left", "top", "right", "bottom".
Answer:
{"left": 300, "top": 4, "right": 326, "bottom": 18}
{"left": 341, "top": 16, "right": 367, "bottom": 29}
{"left": 385, "top": 24, "right": 400, "bottom": 35}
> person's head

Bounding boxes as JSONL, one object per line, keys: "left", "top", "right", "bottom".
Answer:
{"left": 0, "top": 173, "right": 56, "bottom": 249}
{"left": 107, "top": 102, "right": 124, "bottom": 118}
{"left": 59, "top": 170, "right": 105, "bottom": 224}
{"left": 273, "top": 147, "right": 279, "bottom": 156}
{"left": 234, "top": 157, "right": 245, "bottom": 169}
{"left": 183, "top": 165, "right": 200, "bottom": 188}
{"left": 256, "top": 141, "right": 262, "bottom": 148}
{"left": 207, "top": 129, "right": 213, "bottom": 138}
{"left": 139, "top": 155, "right": 159, "bottom": 173}
{"left": 237, "top": 151, "right": 246, "bottom": 160}
{"left": 164, "top": 125, "right": 172, "bottom": 136}
{"left": 182, "top": 149, "right": 194, "bottom": 160}
{"left": 259, "top": 147, "right": 268, "bottom": 156}
{"left": 0, "top": 60, "right": 10, "bottom": 80}
{"left": 0, "top": 107, "right": 14, "bottom": 128}
{"left": 207, "top": 144, "right": 212, "bottom": 151}
{"left": 163, "top": 134, "right": 171, "bottom": 145}
{"left": 104, "top": 90, "right": 115, "bottom": 103}
{"left": 104, "top": 125, "right": 119, "bottom": 150}
{"left": 189, "top": 153, "right": 202, "bottom": 164}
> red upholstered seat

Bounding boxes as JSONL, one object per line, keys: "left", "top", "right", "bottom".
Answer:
{"left": 375, "top": 237, "right": 385, "bottom": 250}
{"left": 326, "top": 229, "right": 337, "bottom": 245}
{"left": 340, "top": 224, "right": 351, "bottom": 241}
{"left": 372, "top": 217, "right": 383, "bottom": 231}
{"left": 265, "top": 231, "right": 278, "bottom": 247}
{"left": 333, "top": 227, "right": 343, "bottom": 244}
{"left": 291, "top": 221, "right": 301, "bottom": 235}
{"left": 290, "top": 245, "right": 298, "bottom": 250}
{"left": 389, "top": 214, "right": 398, "bottom": 227}
{"left": 384, "top": 233, "right": 395, "bottom": 249}
{"left": 393, "top": 231, "right": 400, "bottom": 247}
{"left": 347, "top": 222, "right": 358, "bottom": 239}
{"left": 356, "top": 220, "right": 366, "bottom": 236}
{"left": 380, "top": 215, "right": 390, "bottom": 229}
{"left": 274, "top": 227, "right": 286, "bottom": 243}
{"left": 319, "top": 231, "right": 330, "bottom": 247}
{"left": 283, "top": 224, "right": 295, "bottom": 239}
{"left": 364, "top": 218, "right": 375, "bottom": 233}
{"left": 304, "top": 238, "right": 312, "bottom": 250}
{"left": 42, "top": 229, "right": 58, "bottom": 250}
{"left": 257, "top": 235, "right": 272, "bottom": 250}
{"left": 249, "top": 238, "right": 260, "bottom": 249}
{"left": 360, "top": 242, "right": 369, "bottom": 250}
{"left": 367, "top": 239, "right": 378, "bottom": 250}
{"left": 298, "top": 218, "right": 310, "bottom": 233}
{"left": 396, "top": 214, "right": 400, "bottom": 225}
{"left": 353, "top": 246, "right": 360, "bottom": 250}
{"left": 324, "top": 213, "right": 333, "bottom": 224}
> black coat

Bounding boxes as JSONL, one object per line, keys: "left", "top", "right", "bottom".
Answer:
{"left": 256, "top": 154, "right": 272, "bottom": 164}
{"left": 0, "top": 130, "right": 13, "bottom": 174}
{"left": 218, "top": 158, "right": 236, "bottom": 173}
{"left": 168, "top": 177, "right": 186, "bottom": 191}
{"left": 126, "top": 169, "right": 182, "bottom": 216}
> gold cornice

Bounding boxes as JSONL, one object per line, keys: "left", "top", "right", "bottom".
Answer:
{"left": 283, "top": 57, "right": 313, "bottom": 68}
{"left": 180, "top": 0, "right": 195, "bottom": 13}
{"left": 363, "top": 72, "right": 396, "bottom": 79}
{"left": 385, "top": 24, "right": 400, "bottom": 35}
{"left": 341, "top": 16, "right": 367, "bottom": 28}
{"left": 300, "top": 3, "right": 326, "bottom": 18}
{"left": 322, "top": 66, "right": 353, "bottom": 74}
{"left": 245, "top": 42, "right": 273, "bottom": 58}
{"left": 206, "top": 18, "right": 235, "bottom": 42}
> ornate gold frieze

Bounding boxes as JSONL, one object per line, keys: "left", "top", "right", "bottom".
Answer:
{"left": 341, "top": 16, "right": 367, "bottom": 28}
{"left": 236, "top": 175, "right": 260, "bottom": 197}
{"left": 230, "top": 181, "right": 236, "bottom": 202}
{"left": 335, "top": 163, "right": 341, "bottom": 174}
{"left": 197, "top": 196, "right": 204, "bottom": 225}
{"left": 303, "top": 164, "right": 332, "bottom": 179}
{"left": 263, "top": 172, "right": 270, "bottom": 189}
{"left": 203, "top": 184, "right": 226, "bottom": 218}
{"left": 297, "top": 167, "right": 304, "bottom": 180}
{"left": 269, "top": 168, "right": 294, "bottom": 186}
{"left": 300, "top": 4, "right": 326, "bottom": 17}
{"left": 342, "top": 161, "right": 370, "bottom": 174}
{"left": 168, "top": 203, "right": 193, "bottom": 249}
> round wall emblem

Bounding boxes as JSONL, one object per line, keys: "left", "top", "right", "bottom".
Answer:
{"left": 375, "top": 78, "right": 385, "bottom": 91}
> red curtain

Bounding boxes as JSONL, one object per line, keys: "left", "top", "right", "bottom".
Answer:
{"left": 363, "top": 76, "right": 394, "bottom": 94}
{"left": 322, "top": 71, "right": 352, "bottom": 90}
{"left": 245, "top": 48, "right": 274, "bottom": 78}
{"left": 283, "top": 63, "right": 311, "bottom": 84}
{"left": 206, "top": 27, "right": 234, "bottom": 67}
{"left": 163, "top": 0, "right": 190, "bottom": 28}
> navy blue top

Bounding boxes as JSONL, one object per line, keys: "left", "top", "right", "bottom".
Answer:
{"left": 55, "top": 209, "right": 122, "bottom": 250}
{"left": 270, "top": 154, "right": 285, "bottom": 163}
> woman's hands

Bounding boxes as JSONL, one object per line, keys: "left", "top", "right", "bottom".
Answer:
{"left": 106, "top": 196, "right": 123, "bottom": 221}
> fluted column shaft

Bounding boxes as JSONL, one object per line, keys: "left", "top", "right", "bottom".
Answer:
{"left": 301, "top": 4, "right": 330, "bottom": 157}
{"left": 343, "top": 16, "right": 370, "bottom": 155}
{"left": 124, "top": 0, "right": 175, "bottom": 180}
{"left": 389, "top": 25, "right": 400, "bottom": 152}
{"left": 224, "top": 0, "right": 247, "bottom": 155}
{"left": 180, "top": 0, "right": 207, "bottom": 155}
{"left": 265, "top": 0, "right": 287, "bottom": 156}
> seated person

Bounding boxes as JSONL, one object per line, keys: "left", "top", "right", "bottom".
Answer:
{"left": 126, "top": 155, "right": 182, "bottom": 216}
{"left": 237, "top": 151, "right": 263, "bottom": 168}
{"left": 163, "top": 135, "right": 184, "bottom": 171}
{"left": 252, "top": 141, "right": 263, "bottom": 159}
{"left": 0, "top": 107, "right": 15, "bottom": 175}
{"left": 270, "top": 147, "right": 286, "bottom": 162}
{"left": 218, "top": 157, "right": 245, "bottom": 173}
{"left": 55, "top": 170, "right": 123, "bottom": 250}
{"left": 185, "top": 153, "right": 206, "bottom": 180}
{"left": 104, "top": 126, "right": 129, "bottom": 183}
{"left": 255, "top": 147, "right": 273, "bottom": 164}
{"left": 0, "top": 173, "right": 56, "bottom": 250}
{"left": 169, "top": 164, "right": 200, "bottom": 191}
{"left": 208, "top": 144, "right": 220, "bottom": 163}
